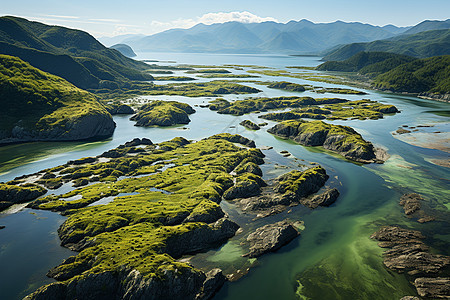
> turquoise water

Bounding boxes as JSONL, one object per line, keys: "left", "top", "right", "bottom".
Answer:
{"left": 0, "top": 53, "right": 448, "bottom": 299}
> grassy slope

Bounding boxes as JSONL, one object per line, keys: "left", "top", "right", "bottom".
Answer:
{"left": 0, "top": 16, "right": 152, "bottom": 89}
{"left": 0, "top": 54, "right": 113, "bottom": 137}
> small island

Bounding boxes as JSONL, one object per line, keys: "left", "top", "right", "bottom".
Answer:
{"left": 267, "top": 120, "right": 384, "bottom": 163}
{"left": 130, "top": 101, "right": 196, "bottom": 126}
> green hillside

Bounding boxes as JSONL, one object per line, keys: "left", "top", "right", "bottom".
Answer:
{"left": 323, "top": 29, "right": 450, "bottom": 61}
{"left": 373, "top": 55, "right": 450, "bottom": 94}
{"left": 0, "top": 16, "right": 152, "bottom": 90}
{"left": 317, "top": 52, "right": 417, "bottom": 75}
{"left": 0, "top": 54, "right": 115, "bottom": 143}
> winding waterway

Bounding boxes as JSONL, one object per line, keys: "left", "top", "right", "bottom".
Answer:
{"left": 0, "top": 53, "right": 448, "bottom": 299}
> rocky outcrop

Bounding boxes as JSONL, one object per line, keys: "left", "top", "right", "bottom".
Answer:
{"left": 414, "top": 277, "right": 450, "bottom": 299}
{"left": 268, "top": 120, "right": 383, "bottom": 163}
{"left": 399, "top": 193, "right": 435, "bottom": 223}
{"left": 208, "top": 133, "right": 256, "bottom": 148}
{"left": 27, "top": 266, "right": 227, "bottom": 300}
{"left": 400, "top": 193, "right": 422, "bottom": 215}
{"left": 1, "top": 112, "right": 116, "bottom": 144}
{"left": 371, "top": 226, "right": 450, "bottom": 299}
{"left": 163, "top": 218, "right": 240, "bottom": 257}
{"left": 240, "top": 120, "right": 260, "bottom": 130}
{"left": 130, "top": 101, "right": 195, "bottom": 127}
{"left": 301, "top": 188, "right": 340, "bottom": 209}
{"left": 371, "top": 226, "right": 450, "bottom": 275}
{"left": 223, "top": 174, "right": 266, "bottom": 201}
{"left": 106, "top": 103, "right": 135, "bottom": 115}
{"left": 0, "top": 183, "right": 47, "bottom": 211}
{"left": 243, "top": 220, "right": 301, "bottom": 258}
{"left": 235, "top": 166, "right": 329, "bottom": 217}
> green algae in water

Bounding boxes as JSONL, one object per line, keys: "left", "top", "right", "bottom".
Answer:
{"left": 207, "top": 240, "right": 246, "bottom": 263}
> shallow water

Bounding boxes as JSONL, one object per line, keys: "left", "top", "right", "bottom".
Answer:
{"left": 0, "top": 53, "right": 448, "bottom": 299}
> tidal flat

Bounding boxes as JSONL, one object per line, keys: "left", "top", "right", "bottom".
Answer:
{"left": 0, "top": 53, "right": 448, "bottom": 300}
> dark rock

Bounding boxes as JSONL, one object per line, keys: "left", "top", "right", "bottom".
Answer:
{"left": 240, "top": 120, "right": 260, "bottom": 130}
{"left": 244, "top": 220, "right": 301, "bottom": 258}
{"left": 0, "top": 225, "right": 5, "bottom": 230}
{"left": 400, "top": 193, "right": 422, "bottom": 215}
{"left": 164, "top": 218, "right": 240, "bottom": 258}
{"left": 302, "top": 188, "right": 339, "bottom": 209}
{"left": 0, "top": 183, "right": 47, "bottom": 206}
{"left": 223, "top": 180, "right": 261, "bottom": 200}
{"left": 396, "top": 128, "right": 411, "bottom": 134}
{"left": 196, "top": 269, "right": 227, "bottom": 300}
{"left": 414, "top": 277, "right": 450, "bottom": 299}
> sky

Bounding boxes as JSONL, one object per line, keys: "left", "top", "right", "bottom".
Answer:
{"left": 1, "top": 0, "right": 449, "bottom": 37}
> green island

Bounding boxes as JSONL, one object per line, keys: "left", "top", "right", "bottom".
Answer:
{"left": 130, "top": 101, "right": 196, "bottom": 126}
{"left": 208, "top": 96, "right": 348, "bottom": 115}
{"left": 267, "top": 81, "right": 306, "bottom": 92}
{"left": 260, "top": 99, "right": 399, "bottom": 121}
{"left": 267, "top": 120, "right": 384, "bottom": 163}
{"left": 197, "top": 74, "right": 260, "bottom": 78}
{"left": 186, "top": 69, "right": 232, "bottom": 74}
{"left": 153, "top": 76, "right": 197, "bottom": 81}
{"left": 239, "top": 120, "right": 261, "bottom": 130}
{"left": 246, "top": 69, "right": 356, "bottom": 86}
{"left": 0, "top": 55, "right": 115, "bottom": 144}
{"left": 4, "top": 134, "right": 322, "bottom": 299}
{"left": 95, "top": 80, "right": 262, "bottom": 101}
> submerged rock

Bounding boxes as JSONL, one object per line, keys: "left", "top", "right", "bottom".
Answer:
{"left": 414, "top": 277, "right": 450, "bottom": 299}
{"left": 244, "top": 220, "right": 301, "bottom": 258}
{"left": 371, "top": 226, "right": 450, "bottom": 275}
{"left": 400, "top": 193, "right": 422, "bottom": 215}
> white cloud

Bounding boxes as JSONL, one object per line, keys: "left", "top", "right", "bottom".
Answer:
{"left": 198, "top": 11, "right": 278, "bottom": 25}
{"left": 145, "top": 11, "right": 278, "bottom": 35}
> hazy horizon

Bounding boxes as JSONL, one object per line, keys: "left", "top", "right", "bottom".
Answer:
{"left": 1, "top": 0, "right": 449, "bottom": 37}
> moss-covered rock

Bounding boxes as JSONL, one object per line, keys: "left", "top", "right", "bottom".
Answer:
{"left": 23, "top": 135, "right": 270, "bottom": 299}
{"left": 240, "top": 120, "right": 260, "bottom": 130}
{"left": 268, "top": 120, "right": 381, "bottom": 163}
{"left": 0, "top": 183, "right": 46, "bottom": 210}
{"left": 267, "top": 81, "right": 306, "bottom": 92}
{"left": 130, "top": 101, "right": 195, "bottom": 127}
{"left": 209, "top": 96, "right": 347, "bottom": 116}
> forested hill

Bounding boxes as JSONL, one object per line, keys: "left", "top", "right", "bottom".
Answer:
{"left": 373, "top": 55, "right": 450, "bottom": 94}
{"left": 316, "top": 52, "right": 449, "bottom": 96}
{"left": 317, "top": 52, "right": 417, "bottom": 75}
{"left": 0, "top": 16, "right": 152, "bottom": 90}
{"left": 323, "top": 29, "right": 450, "bottom": 61}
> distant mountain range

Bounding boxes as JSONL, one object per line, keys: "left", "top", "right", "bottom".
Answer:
{"left": 0, "top": 16, "right": 152, "bottom": 90}
{"left": 99, "top": 18, "right": 450, "bottom": 55}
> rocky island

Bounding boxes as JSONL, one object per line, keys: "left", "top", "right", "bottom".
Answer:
{"left": 267, "top": 120, "right": 384, "bottom": 163}
{"left": 130, "top": 100, "right": 195, "bottom": 126}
